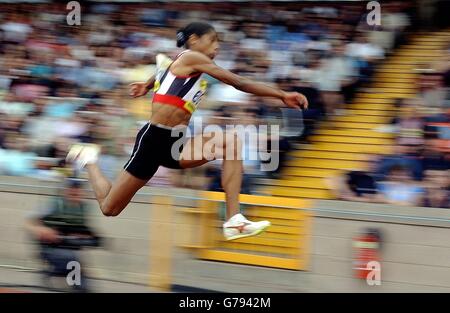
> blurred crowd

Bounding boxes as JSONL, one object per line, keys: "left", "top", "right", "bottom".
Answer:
{"left": 2, "top": 1, "right": 448, "bottom": 207}
{"left": 330, "top": 63, "right": 450, "bottom": 207}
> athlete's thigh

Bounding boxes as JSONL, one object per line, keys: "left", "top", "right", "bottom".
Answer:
{"left": 179, "top": 133, "right": 225, "bottom": 169}
{"left": 102, "top": 170, "right": 149, "bottom": 212}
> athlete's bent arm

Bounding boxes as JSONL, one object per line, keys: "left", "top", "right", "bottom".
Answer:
{"left": 186, "top": 52, "right": 308, "bottom": 109}
{"left": 129, "top": 74, "right": 156, "bottom": 98}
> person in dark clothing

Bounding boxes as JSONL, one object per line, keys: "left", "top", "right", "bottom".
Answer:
{"left": 26, "top": 178, "right": 101, "bottom": 292}
{"left": 292, "top": 83, "right": 324, "bottom": 140}
{"left": 329, "top": 169, "right": 378, "bottom": 202}
{"left": 375, "top": 144, "right": 424, "bottom": 181}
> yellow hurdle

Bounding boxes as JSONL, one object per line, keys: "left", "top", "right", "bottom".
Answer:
{"left": 179, "top": 191, "right": 314, "bottom": 271}
{"left": 148, "top": 191, "right": 314, "bottom": 291}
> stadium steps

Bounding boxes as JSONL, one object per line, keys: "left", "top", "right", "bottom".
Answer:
{"left": 345, "top": 109, "right": 396, "bottom": 117}
{"left": 313, "top": 129, "right": 395, "bottom": 138}
{"left": 293, "top": 150, "right": 374, "bottom": 160}
{"left": 255, "top": 29, "right": 450, "bottom": 200}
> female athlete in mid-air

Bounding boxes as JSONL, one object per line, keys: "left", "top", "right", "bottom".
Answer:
{"left": 67, "top": 22, "right": 308, "bottom": 241}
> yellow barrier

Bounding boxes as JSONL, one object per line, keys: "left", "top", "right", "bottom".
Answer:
{"left": 148, "top": 195, "right": 174, "bottom": 291}
{"left": 149, "top": 191, "right": 313, "bottom": 291}
{"left": 179, "top": 191, "right": 313, "bottom": 271}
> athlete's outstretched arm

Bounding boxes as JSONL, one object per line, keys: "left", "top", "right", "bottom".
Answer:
{"left": 129, "top": 74, "right": 156, "bottom": 98}
{"left": 185, "top": 52, "right": 308, "bottom": 109}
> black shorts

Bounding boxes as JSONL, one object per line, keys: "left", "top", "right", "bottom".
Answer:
{"left": 124, "top": 123, "right": 188, "bottom": 180}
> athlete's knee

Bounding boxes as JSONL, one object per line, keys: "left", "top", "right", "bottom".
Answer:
{"left": 102, "top": 209, "right": 119, "bottom": 217}
{"left": 100, "top": 200, "right": 122, "bottom": 217}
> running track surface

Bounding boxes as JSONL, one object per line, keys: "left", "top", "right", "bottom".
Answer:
{"left": 0, "top": 288, "right": 30, "bottom": 293}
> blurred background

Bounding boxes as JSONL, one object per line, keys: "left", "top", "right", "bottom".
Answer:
{"left": 0, "top": 0, "right": 449, "bottom": 293}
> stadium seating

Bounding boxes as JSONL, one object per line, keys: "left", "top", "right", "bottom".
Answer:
{"left": 258, "top": 29, "right": 450, "bottom": 200}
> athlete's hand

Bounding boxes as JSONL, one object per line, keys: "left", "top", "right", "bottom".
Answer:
{"left": 129, "top": 82, "right": 151, "bottom": 98}
{"left": 282, "top": 92, "right": 308, "bottom": 110}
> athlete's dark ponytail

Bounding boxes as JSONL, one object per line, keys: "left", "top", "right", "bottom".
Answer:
{"left": 176, "top": 22, "right": 215, "bottom": 48}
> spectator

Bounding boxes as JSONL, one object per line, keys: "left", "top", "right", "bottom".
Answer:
{"left": 290, "top": 75, "right": 324, "bottom": 139}
{"left": 0, "top": 131, "right": 37, "bottom": 176}
{"left": 420, "top": 73, "right": 447, "bottom": 109}
{"left": 345, "top": 32, "right": 384, "bottom": 83}
{"left": 329, "top": 169, "right": 378, "bottom": 202}
{"left": 377, "top": 165, "right": 424, "bottom": 206}
{"left": 421, "top": 135, "right": 450, "bottom": 171}
{"left": 328, "top": 156, "right": 379, "bottom": 202}
{"left": 25, "top": 178, "right": 101, "bottom": 292}
{"left": 421, "top": 170, "right": 450, "bottom": 208}
{"left": 393, "top": 100, "right": 425, "bottom": 146}
{"left": 375, "top": 143, "right": 424, "bottom": 181}
{"left": 315, "top": 42, "right": 358, "bottom": 114}
{"left": 346, "top": 32, "right": 385, "bottom": 62}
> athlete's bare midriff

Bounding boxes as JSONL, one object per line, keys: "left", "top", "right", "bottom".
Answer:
{"left": 150, "top": 102, "right": 192, "bottom": 127}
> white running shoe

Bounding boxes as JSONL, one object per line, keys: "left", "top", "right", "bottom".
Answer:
{"left": 223, "top": 213, "right": 271, "bottom": 241}
{"left": 66, "top": 143, "right": 100, "bottom": 169}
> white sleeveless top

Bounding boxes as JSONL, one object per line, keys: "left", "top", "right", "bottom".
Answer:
{"left": 153, "top": 50, "right": 208, "bottom": 114}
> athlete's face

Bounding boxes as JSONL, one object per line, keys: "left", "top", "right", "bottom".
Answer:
{"left": 191, "top": 31, "right": 219, "bottom": 59}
